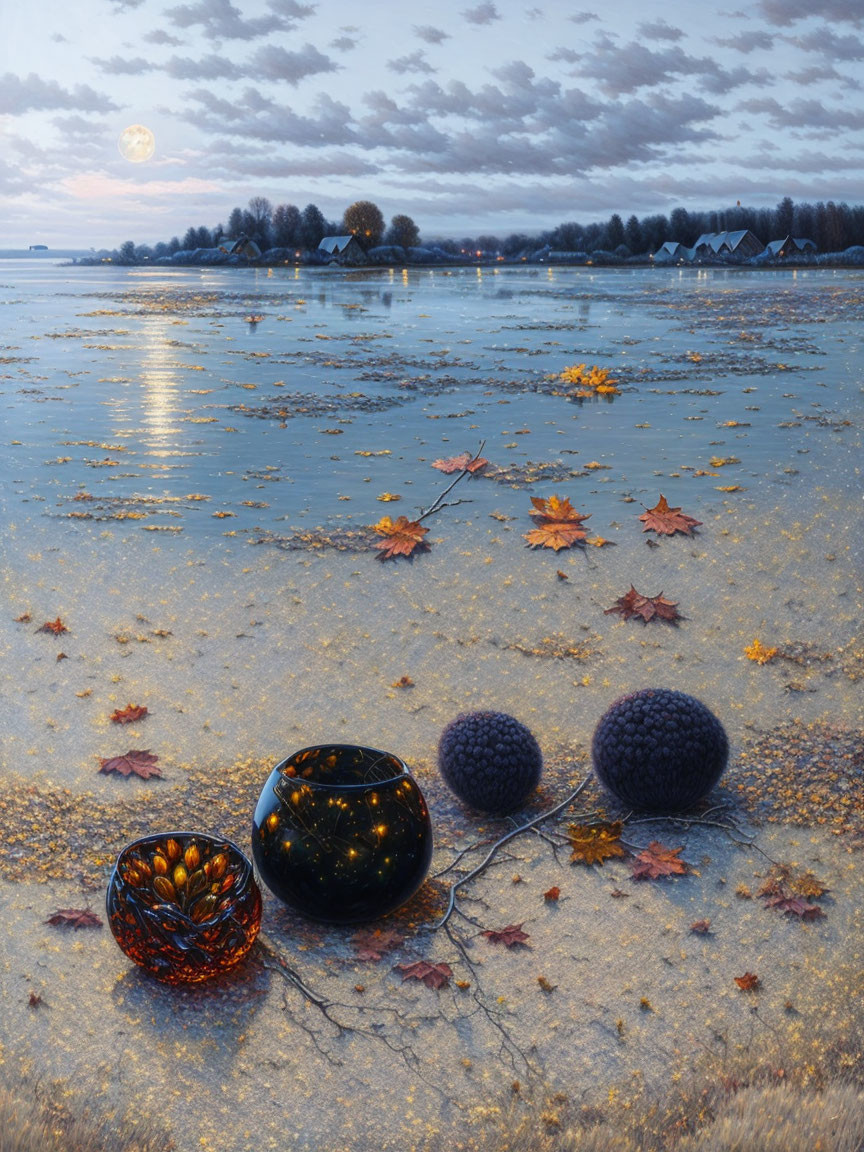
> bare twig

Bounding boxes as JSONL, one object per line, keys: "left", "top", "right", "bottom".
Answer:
{"left": 416, "top": 440, "right": 486, "bottom": 523}
{"left": 434, "top": 771, "right": 594, "bottom": 930}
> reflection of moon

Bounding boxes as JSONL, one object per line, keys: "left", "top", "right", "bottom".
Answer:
{"left": 118, "top": 124, "right": 155, "bottom": 163}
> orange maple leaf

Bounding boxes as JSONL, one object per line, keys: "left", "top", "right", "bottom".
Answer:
{"left": 38, "top": 617, "right": 68, "bottom": 635}
{"left": 110, "top": 703, "right": 149, "bottom": 725}
{"left": 372, "top": 515, "right": 429, "bottom": 559}
{"left": 568, "top": 822, "right": 626, "bottom": 866}
{"left": 638, "top": 495, "right": 702, "bottom": 536}
{"left": 734, "top": 972, "right": 760, "bottom": 991}
{"left": 630, "top": 841, "right": 688, "bottom": 880}
{"left": 744, "top": 638, "right": 778, "bottom": 664}
{"left": 524, "top": 494, "right": 590, "bottom": 551}
{"left": 431, "top": 451, "right": 489, "bottom": 475}
{"left": 98, "top": 749, "right": 161, "bottom": 779}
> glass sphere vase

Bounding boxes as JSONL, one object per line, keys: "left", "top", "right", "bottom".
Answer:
{"left": 106, "top": 832, "right": 262, "bottom": 984}
{"left": 252, "top": 745, "right": 433, "bottom": 924}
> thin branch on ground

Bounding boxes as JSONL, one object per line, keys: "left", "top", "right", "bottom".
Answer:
{"left": 434, "top": 771, "right": 594, "bottom": 930}
{"left": 416, "top": 440, "right": 486, "bottom": 523}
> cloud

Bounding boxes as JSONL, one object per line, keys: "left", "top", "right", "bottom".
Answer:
{"left": 182, "top": 87, "right": 356, "bottom": 146}
{"left": 784, "top": 27, "right": 864, "bottom": 61}
{"left": 413, "top": 24, "right": 450, "bottom": 44}
{"left": 739, "top": 95, "right": 864, "bottom": 129}
{"left": 0, "top": 72, "right": 120, "bottom": 113}
{"left": 164, "top": 55, "right": 241, "bottom": 80}
{"left": 330, "top": 36, "right": 357, "bottom": 51}
{"left": 637, "top": 20, "right": 684, "bottom": 42}
{"left": 568, "top": 11, "right": 598, "bottom": 23}
{"left": 583, "top": 37, "right": 768, "bottom": 98}
{"left": 247, "top": 44, "right": 339, "bottom": 84}
{"left": 757, "top": 0, "right": 863, "bottom": 25}
{"left": 714, "top": 30, "right": 775, "bottom": 53}
{"left": 91, "top": 55, "right": 154, "bottom": 75}
{"left": 388, "top": 52, "right": 435, "bottom": 75}
{"left": 165, "top": 0, "right": 284, "bottom": 39}
{"left": 547, "top": 47, "right": 580, "bottom": 63}
{"left": 53, "top": 114, "right": 112, "bottom": 140}
{"left": 785, "top": 64, "right": 861, "bottom": 89}
{"left": 462, "top": 3, "right": 500, "bottom": 25}
{"left": 143, "top": 29, "right": 183, "bottom": 46}
{"left": 266, "top": 0, "right": 316, "bottom": 18}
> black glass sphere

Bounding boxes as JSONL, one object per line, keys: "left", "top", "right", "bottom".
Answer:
{"left": 252, "top": 745, "right": 433, "bottom": 924}
{"left": 592, "top": 688, "right": 728, "bottom": 812}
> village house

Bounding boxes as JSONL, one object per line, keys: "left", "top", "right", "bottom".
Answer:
{"left": 318, "top": 235, "right": 368, "bottom": 265}
{"left": 765, "top": 235, "right": 817, "bottom": 258}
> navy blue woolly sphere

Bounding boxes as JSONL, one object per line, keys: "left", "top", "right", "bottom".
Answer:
{"left": 592, "top": 688, "right": 728, "bottom": 812}
{"left": 438, "top": 712, "right": 543, "bottom": 814}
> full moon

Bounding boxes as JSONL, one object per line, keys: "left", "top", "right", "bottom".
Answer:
{"left": 118, "top": 124, "right": 155, "bottom": 164}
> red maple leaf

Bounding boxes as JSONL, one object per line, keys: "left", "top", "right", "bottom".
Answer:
{"left": 45, "top": 908, "right": 102, "bottom": 929}
{"left": 762, "top": 894, "right": 825, "bottom": 920}
{"left": 352, "top": 927, "right": 404, "bottom": 962}
{"left": 482, "top": 924, "right": 531, "bottom": 948}
{"left": 543, "top": 886, "right": 561, "bottom": 902}
{"left": 110, "top": 703, "right": 149, "bottom": 725}
{"left": 638, "top": 495, "right": 702, "bottom": 536}
{"left": 38, "top": 617, "right": 68, "bottom": 635}
{"left": 630, "top": 842, "right": 688, "bottom": 880}
{"left": 605, "top": 586, "right": 680, "bottom": 624}
{"left": 432, "top": 451, "right": 489, "bottom": 475}
{"left": 98, "top": 749, "right": 162, "bottom": 779}
{"left": 372, "top": 515, "right": 430, "bottom": 560}
{"left": 394, "top": 960, "right": 453, "bottom": 989}
{"left": 689, "top": 919, "right": 712, "bottom": 934}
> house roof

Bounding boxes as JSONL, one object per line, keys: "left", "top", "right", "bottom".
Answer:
{"left": 319, "top": 235, "right": 357, "bottom": 254}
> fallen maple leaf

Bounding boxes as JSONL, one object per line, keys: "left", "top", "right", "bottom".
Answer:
{"left": 524, "top": 494, "right": 590, "bottom": 552}
{"left": 568, "top": 822, "right": 626, "bottom": 866}
{"left": 735, "top": 972, "right": 760, "bottom": 991}
{"left": 543, "top": 886, "right": 561, "bottom": 902}
{"left": 110, "top": 703, "right": 149, "bottom": 725}
{"left": 630, "top": 842, "right": 688, "bottom": 881}
{"left": 38, "top": 617, "right": 68, "bottom": 635}
{"left": 638, "top": 495, "right": 702, "bottom": 537}
{"left": 745, "top": 638, "right": 778, "bottom": 664}
{"left": 391, "top": 675, "right": 414, "bottom": 689}
{"left": 605, "top": 586, "right": 680, "bottom": 624}
{"left": 98, "top": 749, "right": 162, "bottom": 780}
{"left": 14, "top": 612, "right": 32, "bottom": 623}
{"left": 431, "top": 451, "right": 489, "bottom": 475}
{"left": 352, "top": 927, "right": 404, "bottom": 962}
{"left": 373, "top": 515, "right": 429, "bottom": 560}
{"left": 690, "top": 919, "right": 712, "bottom": 934}
{"left": 45, "top": 908, "right": 102, "bottom": 929}
{"left": 762, "top": 894, "right": 825, "bottom": 920}
{"left": 482, "top": 924, "right": 530, "bottom": 948}
{"left": 394, "top": 960, "right": 453, "bottom": 989}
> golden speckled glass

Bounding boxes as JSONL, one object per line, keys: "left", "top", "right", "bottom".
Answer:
{"left": 106, "top": 832, "right": 261, "bottom": 984}
{"left": 252, "top": 745, "right": 433, "bottom": 923}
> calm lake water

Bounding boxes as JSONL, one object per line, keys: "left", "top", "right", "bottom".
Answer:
{"left": 1, "top": 259, "right": 861, "bottom": 782}
{"left": 2, "top": 260, "right": 860, "bottom": 539}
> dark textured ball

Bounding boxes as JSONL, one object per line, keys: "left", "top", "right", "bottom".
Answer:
{"left": 438, "top": 711, "right": 543, "bottom": 814}
{"left": 592, "top": 688, "right": 728, "bottom": 812}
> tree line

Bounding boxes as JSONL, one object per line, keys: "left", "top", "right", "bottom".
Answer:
{"left": 113, "top": 195, "right": 864, "bottom": 264}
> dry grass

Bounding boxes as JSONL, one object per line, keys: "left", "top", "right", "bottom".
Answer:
{"left": 445, "top": 1065, "right": 864, "bottom": 1152}
{"left": 0, "top": 1079, "right": 170, "bottom": 1152}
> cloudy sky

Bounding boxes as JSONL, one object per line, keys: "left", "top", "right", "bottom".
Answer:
{"left": 2, "top": 0, "right": 863, "bottom": 248}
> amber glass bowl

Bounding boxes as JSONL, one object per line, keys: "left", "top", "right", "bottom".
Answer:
{"left": 252, "top": 745, "right": 433, "bottom": 924}
{"left": 106, "top": 832, "right": 262, "bottom": 984}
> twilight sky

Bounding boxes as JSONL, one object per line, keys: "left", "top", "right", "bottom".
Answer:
{"left": 2, "top": 0, "right": 863, "bottom": 248}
